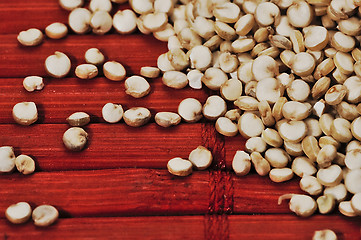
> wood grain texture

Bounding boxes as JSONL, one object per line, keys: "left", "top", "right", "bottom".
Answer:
{"left": 0, "top": 169, "right": 210, "bottom": 218}
{"left": 0, "top": 123, "right": 203, "bottom": 170}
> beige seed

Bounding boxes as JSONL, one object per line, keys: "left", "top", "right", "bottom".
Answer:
{"left": 103, "top": 61, "right": 126, "bottom": 81}
{"left": 269, "top": 168, "right": 294, "bottom": 183}
{"left": 261, "top": 128, "right": 283, "bottom": 148}
{"left": 250, "top": 152, "right": 271, "bottom": 176}
{"left": 188, "top": 46, "right": 212, "bottom": 71}
{"left": 317, "top": 164, "right": 343, "bottom": 187}
{"left": 167, "top": 48, "right": 189, "bottom": 71}
{"left": 5, "top": 202, "right": 32, "bottom": 224}
{"left": 140, "top": 67, "right": 160, "bottom": 79}
{"left": 312, "top": 229, "right": 337, "bottom": 240}
{"left": 142, "top": 13, "right": 168, "bottom": 32}
{"left": 351, "top": 117, "right": 361, "bottom": 141}
{"left": 282, "top": 101, "right": 311, "bottom": 121}
{"left": 32, "top": 205, "right": 59, "bottom": 227}
{"left": 45, "top": 51, "right": 71, "bottom": 78}
{"left": 324, "top": 184, "right": 348, "bottom": 202}
{"left": 300, "top": 175, "right": 323, "bottom": 195}
{"left": 265, "top": 148, "right": 290, "bottom": 168}
{"left": 245, "top": 137, "right": 267, "bottom": 153}
{"left": 12, "top": 102, "right": 38, "bottom": 126}
{"left": 85, "top": 48, "right": 105, "bottom": 66}
{"left": 279, "top": 120, "right": 308, "bottom": 143}
{"left": 252, "top": 55, "right": 279, "bottom": 81}
{"left": 220, "top": 79, "right": 243, "bottom": 102}
{"left": 339, "top": 201, "right": 358, "bottom": 217}
{"left": 167, "top": 157, "right": 192, "bottom": 176}
{"left": 23, "top": 76, "right": 44, "bottom": 92}
{"left": 324, "top": 84, "right": 347, "bottom": 105}
{"left": 66, "top": 112, "right": 90, "bottom": 127}
{"left": 155, "top": 112, "right": 181, "bottom": 128}
{"left": 344, "top": 169, "right": 361, "bottom": 194}
{"left": 68, "top": 8, "right": 91, "bottom": 34}
{"left": 343, "top": 76, "right": 361, "bottom": 103}
{"left": 290, "top": 52, "right": 316, "bottom": 77}
{"left": 178, "top": 98, "right": 203, "bottom": 123}
{"left": 59, "top": 0, "right": 84, "bottom": 11}
{"left": 17, "top": 28, "right": 43, "bottom": 46}
{"left": 215, "top": 117, "right": 238, "bottom": 137}
{"left": 89, "top": 0, "right": 112, "bottom": 12}
{"left": 201, "top": 67, "right": 228, "bottom": 90}
{"left": 238, "top": 112, "right": 265, "bottom": 138}
{"left": 0, "top": 146, "right": 16, "bottom": 173}
{"left": 287, "top": 1, "right": 313, "bottom": 28}
{"left": 291, "top": 156, "right": 317, "bottom": 177}
{"left": 15, "top": 155, "right": 35, "bottom": 175}
{"left": 256, "top": 78, "right": 284, "bottom": 105}
{"left": 312, "top": 77, "right": 331, "bottom": 99}
{"left": 102, "top": 103, "right": 123, "bottom": 123}
{"left": 304, "top": 26, "right": 329, "bottom": 51}
{"left": 334, "top": 52, "right": 355, "bottom": 75}
{"left": 319, "top": 114, "right": 334, "bottom": 136}
{"left": 123, "top": 107, "right": 151, "bottom": 127}
{"left": 345, "top": 149, "right": 361, "bottom": 170}
{"left": 202, "top": 95, "right": 227, "bottom": 120}
{"left": 45, "top": 22, "right": 68, "bottom": 39}
{"left": 224, "top": 109, "right": 242, "bottom": 122}
{"left": 187, "top": 69, "right": 203, "bottom": 90}
{"left": 232, "top": 151, "right": 251, "bottom": 176}
{"left": 330, "top": 118, "right": 353, "bottom": 143}
{"left": 278, "top": 194, "right": 317, "bottom": 217}
{"left": 75, "top": 64, "right": 98, "bottom": 79}
{"left": 317, "top": 195, "right": 336, "bottom": 215}
{"left": 317, "top": 144, "right": 337, "bottom": 168}
{"left": 63, "top": 127, "right": 88, "bottom": 151}
{"left": 188, "top": 146, "right": 212, "bottom": 170}
{"left": 302, "top": 136, "right": 320, "bottom": 162}
{"left": 125, "top": 76, "right": 151, "bottom": 98}
{"left": 90, "top": 11, "right": 112, "bottom": 35}
{"left": 254, "top": 2, "right": 280, "bottom": 27}
{"left": 350, "top": 193, "right": 361, "bottom": 215}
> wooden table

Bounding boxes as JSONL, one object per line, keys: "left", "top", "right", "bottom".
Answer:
{"left": 0, "top": 1, "right": 360, "bottom": 239}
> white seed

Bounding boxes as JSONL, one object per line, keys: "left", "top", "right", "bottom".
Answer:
{"left": 237, "top": 61, "right": 254, "bottom": 84}
{"left": 202, "top": 95, "right": 227, "bottom": 120}
{"left": 201, "top": 67, "right": 228, "bottom": 90}
{"left": 256, "top": 78, "right": 284, "bottom": 105}
{"left": 75, "top": 64, "right": 98, "bottom": 79}
{"left": 192, "top": 17, "right": 215, "bottom": 40}
{"left": 140, "top": 67, "right": 160, "bottom": 79}
{"left": 324, "top": 184, "right": 348, "bottom": 202}
{"left": 219, "top": 52, "right": 239, "bottom": 73}
{"left": 238, "top": 112, "right": 265, "bottom": 138}
{"left": 215, "top": 117, "right": 238, "bottom": 137}
{"left": 214, "top": 21, "right": 236, "bottom": 41}
{"left": 317, "top": 145, "right": 337, "bottom": 168}
{"left": 346, "top": 140, "right": 361, "bottom": 152}
{"left": 312, "top": 77, "right": 331, "bottom": 99}
{"left": 272, "top": 97, "right": 287, "bottom": 121}
{"left": 261, "top": 128, "right": 283, "bottom": 148}
{"left": 130, "top": 0, "right": 153, "bottom": 15}
{"left": 254, "top": 2, "right": 280, "bottom": 27}
{"left": 162, "top": 71, "right": 188, "bottom": 89}
{"left": 324, "top": 84, "right": 347, "bottom": 105}
{"left": 5, "top": 202, "right": 32, "bottom": 224}
{"left": 287, "top": 1, "right": 313, "bottom": 28}
{"left": 317, "top": 195, "right": 336, "bottom": 215}
{"left": 224, "top": 109, "right": 242, "bottom": 122}
{"left": 343, "top": 76, "right": 361, "bottom": 103}
{"left": 178, "top": 98, "right": 203, "bottom": 123}
{"left": 213, "top": 2, "right": 240, "bottom": 23}
{"left": 113, "top": 9, "right": 137, "bottom": 34}
{"left": 178, "top": 28, "right": 202, "bottom": 50}
{"left": 155, "top": 112, "right": 181, "bottom": 127}
{"left": 142, "top": 13, "right": 168, "bottom": 32}
{"left": 278, "top": 194, "right": 317, "bottom": 217}
{"left": 123, "top": 107, "right": 151, "bottom": 127}
{"left": 153, "top": 23, "right": 174, "bottom": 41}
{"left": 12, "top": 102, "right": 38, "bottom": 126}
{"left": 59, "top": 0, "right": 84, "bottom": 11}
{"left": 302, "top": 136, "right": 320, "bottom": 162}
{"left": 269, "top": 168, "right": 294, "bottom": 183}
{"left": 317, "top": 165, "right": 343, "bottom": 187}
{"left": 312, "top": 229, "right": 338, "bottom": 240}
{"left": 234, "top": 96, "right": 259, "bottom": 111}
{"left": 17, "top": 28, "right": 43, "bottom": 46}
{"left": 32, "top": 205, "right": 59, "bottom": 227}
{"left": 252, "top": 55, "right": 279, "bottom": 81}
{"left": 300, "top": 175, "right": 323, "bottom": 195}
{"left": 103, "top": 61, "right": 126, "bottom": 81}
{"left": 220, "top": 79, "right": 242, "bottom": 101}
{"left": 250, "top": 152, "right": 271, "bottom": 176}
{"left": 345, "top": 149, "right": 361, "bottom": 170}
{"left": 339, "top": 201, "right": 358, "bottom": 217}
{"left": 331, "top": 31, "right": 356, "bottom": 52}
{"left": 167, "top": 48, "right": 189, "bottom": 71}
{"left": 23, "top": 76, "right": 44, "bottom": 92}
{"left": 154, "top": 0, "right": 174, "bottom": 14}
{"left": 15, "top": 155, "right": 35, "bottom": 175}
{"left": 313, "top": 100, "right": 327, "bottom": 118}
{"left": 258, "top": 101, "right": 275, "bottom": 127}
{"left": 68, "top": 8, "right": 92, "bottom": 34}
{"left": 63, "top": 127, "right": 88, "bottom": 151}
{"left": 350, "top": 192, "right": 361, "bottom": 215}
{"left": 188, "top": 146, "right": 212, "bottom": 170}
{"left": 0, "top": 146, "right": 16, "bottom": 173}
{"left": 89, "top": 0, "right": 112, "bottom": 12}
{"left": 189, "top": 45, "right": 212, "bottom": 71}
{"left": 90, "top": 11, "right": 113, "bottom": 35}
{"left": 304, "top": 26, "right": 329, "bottom": 51}
{"left": 45, "top": 22, "right": 68, "bottom": 39}
{"left": 102, "top": 103, "right": 123, "bottom": 123}
{"left": 319, "top": 114, "right": 334, "bottom": 136}
{"left": 290, "top": 52, "right": 316, "bottom": 77}
{"left": 245, "top": 137, "right": 267, "bottom": 153}
{"left": 278, "top": 120, "right": 308, "bottom": 143}
{"left": 345, "top": 169, "right": 361, "bottom": 194}
{"left": 265, "top": 148, "right": 290, "bottom": 168}
{"left": 286, "top": 80, "right": 310, "bottom": 102}
{"left": 291, "top": 156, "right": 317, "bottom": 177}
{"left": 66, "top": 112, "right": 90, "bottom": 127}
{"left": 290, "top": 30, "right": 305, "bottom": 53}
{"left": 45, "top": 51, "right": 71, "bottom": 78}
{"left": 235, "top": 14, "right": 255, "bottom": 36}
{"left": 157, "top": 53, "right": 175, "bottom": 72}
{"left": 351, "top": 117, "right": 361, "bottom": 141}
{"left": 282, "top": 101, "right": 311, "bottom": 121}
{"left": 305, "top": 118, "right": 322, "bottom": 137}
{"left": 330, "top": 118, "right": 353, "bottom": 143}
{"left": 167, "top": 157, "right": 192, "bottom": 176}
{"left": 187, "top": 70, "right": 203, "bottom": 89}
{"left": 244, "top": 81, "right": 258, "bottom": 98}
{"left": 232, "top": 150, "right": 251, "bottom": 176}
{"left": 334, "top": 52, "right": 355, "bottom": 75}
{"left": 125, "top": 76, "right": 151, "bottom": 98}
{"left": 85, "top": 48, "right": 105, "bottom": 66}
{"left": 231, "top": 38, "right": 256, "bottom": 53}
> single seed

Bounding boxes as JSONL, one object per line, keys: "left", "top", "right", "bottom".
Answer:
{"left": 102, "top": 103, "right": 123, "bottom": 123}
{"left": 350, "top": 193, "right": 361, "bottom": 215}
{"left": 17, "top": 28, "right": 43, "bottom": 46}
{"left": 201, "top": 67, "right": 228, "bottom": 90}
{"left": 32, "top": 205, "right": 59, "bottom": 227}
{"left": 278, "top": 194, "right": 317, "bottom": 217}
{"left": 63, "top": 127, "right": 88, "bottom": 151}
{"left": 330, "top": 118, "right": 353, "bottom": 143}
{"left": 215, "top": 117, "right": 238, "bottom": 137}
{"left": 103, "top": 61, "right": 126, "bottom": 81}
{"left": 167, "top": 48, "right": 189, "bottom": 71}
{"left": 312, "top": 229, "right": 337, "bottom": 240}
{"left": 66, "top": 112, "right": 90, "bottom": 126}
{"left": 188, "top": 45, "right": 212, "bottom": 71}
{"left": 23, "top": 76, "right": 44, "bottom": 92}
{"left": 291, "top": 156, "right": 317, "bottom": 177}
{"left": 45, "top": 22, "right": 68, "bottom": 39}
{"left": 245, "top": 137, "right": 267, "bottom": 153}
{"left": 89, "top": 0, "right": 112, "bottom": 12}
{"left": 317, "top": 195, "right": 336, "bottom": 215}
{"left": 0, "top": 146, "right": 16, "bottom": 173}
{"left": 123, "top": 107, "right": 151, "bottom": 127}
{"left": 5, "top": 202, "right": 32, "bottom": 224}
{"left": 68, "top": 8, "right": 91, "bottom": 34}
{"left": 90, "top": 11, "right": 113, "bottom": 35}
{"left": 317, "top": 145, "right": 337, "bottom": 168}
{"left": 261, "top": 128, "right": 283, "bottom": 148}
{"left": 187, "top": 70, "right": 203, "bottom": 90}
{"left": 317, "top": 164, "right": 343, "bottom": 187}
{"left": 125, "top": 76, "right": 151, "bottom": 98}
{"left": 113, "top": 9, "right": 138, "bottom": 34}
{"left": 155, "top": 112, "right": 181, "bottom": 127}
{"left": 269, "top": 168, "right": 294, "bottom": 183}
{"left": 162, "top": 71, "right": 188, "bottom": 89}
{"left": 339, "top": 201, "right": 358, "bottom": 217}
{"left": 324, "top": 184, "right": 348, "bottom": 202}
{"left": 278, "top": 120, "right": 308, "bottom": 143}
{"left": 345, "top": 149, "right": 361, "bottom": 170}
{"left": 15, "top": 155, "right": 35, "bottom": 175}
{"left": 300, "top": 175, "right": 323, "bottom": 196}
{"left": 250, "top": 152, "right": 271, "bottom": 176}
{"left": 59, "top": 0, "right": 84, "bottom": 11}
{"left": 167, "top": 157, "right": 192, "bottom": 176}
{"left": 324, "top": 84, "right": 347, "bottom": 105}
{"left": 140, "top": 67, "right": 160, "bottom": 78}
{"left": 45, "top": 51, "right": 71, "bottom": 78}
{"left": 202, "top": 95, "right": 227, "bottom": 120}
{"left": 238, "top": 112, "right": 265, "bottom": 138}
{"left": 12, "top": 102, "right": 38, "bottom": 126}
{"left": 75, "top": 64, "right": 98, "bottom": 79}
{"left": 232, "top": 150, "right": 251, "bottom": 176}
{"left": 188, "top": 146, "right": 212, "bottom": 170}
{"left": 85, "top": 48, "right": 105, "bottom": 66}
{"left": 178, "top": 98, "right": 203, "bottom": 123}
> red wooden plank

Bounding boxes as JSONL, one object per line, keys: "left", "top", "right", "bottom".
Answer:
{"left": 0, "top": 216, "right": 205, "bottom": 240}
{"left": 0, "top": 34, "right": 168, "bottom": 78}
{"left": 0, "top": 123, "right": 204, "bottom": 171}
{"left": 0, "top": 169, "right": 210, "bottom": 218}
{"left": 229, "top": 214, "right": 361, "bottom": 240}
{"left": 0, "top": 78, "right": 209, "bottom": 124}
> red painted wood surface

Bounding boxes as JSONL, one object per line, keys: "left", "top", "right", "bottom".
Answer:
{"left": 0, "top": 1, "right": 360, "bottom": 239}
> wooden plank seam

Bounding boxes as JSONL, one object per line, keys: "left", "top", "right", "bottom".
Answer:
{"left": 202, "top": 123, "right": 233, "bottom": 240}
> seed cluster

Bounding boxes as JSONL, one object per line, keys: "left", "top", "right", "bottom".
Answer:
{"left": 7, "top": 0, "right": 361, "bottom": 231}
